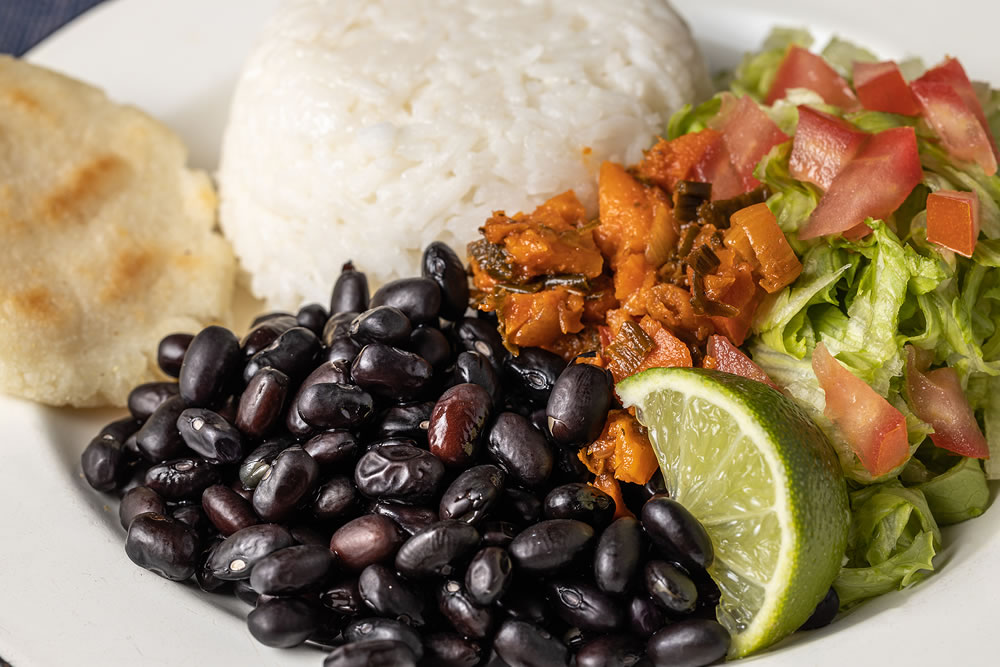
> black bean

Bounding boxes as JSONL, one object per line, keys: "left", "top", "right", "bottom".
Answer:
{"left": 395, "top": 520, "right": 481, "bottom": 578}
{"left": 243, "top": 326, "right": 321, "bottom": 384}
{"left": 644, "top": 560, "right": 698, "bottom": 614}
{"left": 407, "top": 326, "right": 452, "bottom": 371}
{"left": 344, "top": 617, "right": 424, "bottom": 660}
{"left": 594, "top": 517, "right": 644, "bottom": 595}
{"left": 127, "top": 382, "right": 180, "bottom": 420}
{"left": 437, "top": 579, "right": 494, "bottom": 639}
{"left": 465, "top": 546, "right": 512, "bottom": 606}
{"left": 428, "top": 383, "right": 492, "bottom": 467}
{"left": 236, "top": 367, "right": 290, "bottom": 438}
{"left": 202, "top": 484, "right": 258, "bottom": 536}
{"left": 135, "top": 395, "right": 188, "bottom": 462}
{"left": 124, "top": 513, "right": 199, "bottom": 581}
{"left": 799, "top": 587, "right": 839, "bottom": 631}
{"left": 354, "top": 442, "right": 445, "bottom": 504}
{"left": 646, "top": 619, "right": 730, "bottom": 667}
{"left": 157, "top": 333, "right": 193, "bottom": 377}
{"left": 487, "top": 412, "right": 553, "bottom": 487}
{"left": 498, "top": 487, "right": 542, "bottom": 526}
{"left": 238, "top": 437, "right": 291, "bottom": 490}
{"left": 233, "top": 579, "right": 259, "bottom": 606}
{"left": 289, "top": 523, "right": 330, "bottom": 547}
{"left": 323, "top": 639, "right": 417, "bottom": 667}
{"left": 546, "top": 364, "right": 613, "bottom": 445}
{"left": 641, "top": 495, "right": 714, "bottom": 570}
{"left": 330, "top": 262, "right": 369, "bottom": 315}
{"left": 253, "top": 446, "right": 320, "bottom": 522}
{"left": 178, "top": 325, "right": 241, "bottom": 407}
{"left": 493, "top": 620, "right": 568, "bottom": 667}
{"left": 628, "top": 595, "right": 667, "bottom": 639}
{"left": 81, "top": 416, "right": 141, "bottom": 492}
{"left": 550, "top": 442, "right": 591, "bottom": 485}
{"left": 543, "top": 483, "right": 615, "bottom": 529}
{"left": 249, "top": 544, "right": 335, "bottom": 595}
{"left": 349, "top": 306, "right": 412, "bottom": 346}
{"left": 644, "top": 469, "right": 667, "bottom": 498}
{"left": 119, "top": 485, "right": 167, "bottom": 530}
{"left": 576, "top": 635, "right": 648, "bottom": 667}
{"left": 358, "top": 564, "right": 425, "bottom": 626}
{"left": 546, "top": 580, "right": 623, "bottom": 633}
{"left": 312, "top": 476, "right": 358, "bottom": 523}
{"left": 329, "top": 514, "right": 404, "bottom": 572}
{"left": 144, "top": 458, "right": 219, "bottom": 501}
{"left": 450, "top": 318, "right": 506, "bottom": 372}
{"left": 252, "top": 311, "right": 295, "bottom": 327}
{"left": 368, "top": 401, "right": 434, "bottom": 442}
{"left": 422, "top": 241, "right": 469, "bottom": 321}
{"left": 171, "top": 503, "right": 212, "bottom": 540}
{"left": 449, "top": 350, "right": 502, "bottom": 408}
{"left": 327, "top": 337, "right": 362, "bottom": 366}
{"left": 247, "top": 597, "right": 318, "bottom": 648}
{"left": 480, "top": 521, "right": 518, "bottom": 549}
{"left": 206, "top": 523, "right": 295, "bottom": 580}
{"left": 438, "top": 464, "right": 505, "bottom": 524}
{"left": 287, "top": 360, "right": 354, "bottom": 437}
{"left": 351, "top": 343, "right": 434, "bottom": 401}
{"left": 370, "top": 502, "right": 440, "bottom": 536}
{"left": 503, "top": 348, "right": 565, "bottom": 404}
{"left": 320, "top": 577, "right": 362, "bottom": 616}
{"left": 370, "top": 277, "right": 441, "bottom": 326}
{"left": 322, "top": 310, "right": 359, "bottom": 347}
{"left": 509, "top": 519, "right": 594, "bottom": 574}
{"left": 297, "top": 383, "right": 374, "bottom": 430}
{"left": 196, "top": 538, "right": 229, "bottom": 593}
{"left": 297, "top": 302, "right": 329, "bottom": 336}
{"left": 176, "top": 408, "right": 244, "bottom": 464}
{"left": 241, "top": 316, "right": 299, "bottom": 359}
{"left": 302, "top": 430, "right": 358, "bottom": 467}
{"left": 423, "top": 632, "right": 481, "bottom": 667}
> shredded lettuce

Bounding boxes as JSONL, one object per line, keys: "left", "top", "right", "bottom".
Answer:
{"left": 915, "top": 456, "right": 990, "bottom": 525}
{"left": 820, "top": 37, "right": 877, "bottom": 80}
{"left": 665, "top": 95, "right": 723, "bottom": 140}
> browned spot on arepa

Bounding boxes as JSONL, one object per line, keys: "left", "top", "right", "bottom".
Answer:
{"left": 38, "top": 154, "right": 132, "bottom": 224}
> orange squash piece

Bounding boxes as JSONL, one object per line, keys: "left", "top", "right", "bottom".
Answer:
{"left": 592, "top": 473, "right": 634, "bottom": 520}
{"left": 499, "top": 287, "right": 585, "bottom": 348}
{"left": 725, "top": 203, "right": 802, "bottom": 293}
{"left": 596, "top": 162, "right": 655, "bottom": 263}
{"left": 579, "top": 410, "right": 660, "bottom": 486}
{"left": 638, "top": 129, "right": 724, "bottom": 193}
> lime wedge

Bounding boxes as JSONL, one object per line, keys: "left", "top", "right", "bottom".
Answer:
{"left": 617, "top": 368, "right": 849, "bottom": 658}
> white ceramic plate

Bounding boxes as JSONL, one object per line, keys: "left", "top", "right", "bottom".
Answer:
{"left": 2, "top": 1, "right": 998, "bottom": 665}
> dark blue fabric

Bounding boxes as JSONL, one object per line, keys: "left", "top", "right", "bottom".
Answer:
{"left": 0, "top": 0, "right": 106, "bottom": 56}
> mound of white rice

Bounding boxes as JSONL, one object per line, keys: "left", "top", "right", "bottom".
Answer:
{"left": 218, "top": 0, "right": 710, "bottom": 309}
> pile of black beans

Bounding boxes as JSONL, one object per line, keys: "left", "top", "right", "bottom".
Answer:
{"left": 81, "top": 241, "right": 736, "bottom": 667}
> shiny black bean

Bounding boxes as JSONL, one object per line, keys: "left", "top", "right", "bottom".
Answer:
{"left": 128, "top": 382, "right": 180, "bottom": 420}
{"left": 646, "top": 619, "right": 730, "bottom": 667}
{"left": 509, "top": 519, "right": 594, "bottom": 575}
{"left": 487, "top": 412, "right": 553, "bottom": 487}
{"left": 422, "top": 242, "right": 469, "bottom": 321}
{"left": 323, "top": 639, "right": 417, "bottom": 667}
{"left": 238, "top": 437, "right": 291, "bottom": 490}
{"left": 243, "top": 326, "right": 321, "bottom": 384}
{"left": 438, "top": 464, "right": 505, "bottom": 524}
{"left": 481, "top": 521, "right": 518, "bottom": 548}
{"left": 290, "top": 524, "right": 331, "bottom": 548}
{"left": 124, "top": 513, "right": 199, "bottom": 581}
{"left": 349, "top": 306, "right": 412, "bottom": 346}
{"left": 322, "top": 310, "right": 358, "bottom": 346}
{"left": 641, "top": 495, "right": 714, "bottom": 570}
{"left": 644, "top": 560, "right": 697, "bottom": 614}
{"left": 329, "top": 514, "right": 404, "bottom": 572}
{"left": 119, "top": 485, "right": 167, "bottom": 530}
{"left": 423, "top": 632, "right": 481, "bottom": 667}
{"left": 202, "top": 484, "right": 258, "bottom": 536}
{"left": 465, "top": 546, "right": 512, "bottom": 606}
{"left": 297, "top": 302, "right": 329, "bottom": 336}
{"left": 135, "top": 395, "right": 188, "bottom": 462}
{"left": 498, "top": 487, "right": 542, "bottom": 526}
{"left": 551, "top": 443, "right": 591, "bottom": 485}
{"left": 249, "top": 544, "right": 335, "bottom": 595}
{"left": 157, "top": 333, "right": 193, "bottom": 377}
{"left": 196, "top": 538, "right": 228, "bottom": 593}
{"left": 252, "top": 311, "right": 295, "bottom": 327}
{"left": 503, "top": 348, "right": 565, "bottom": 404}
{"left": 297, "top": 383, "right": 374, "bottom": 430}
{"left": 368, "top": 401, "right": 434, "bottom": 442}
{"left": 171, "top": 503, "right": 212, "bottom": 541}
{"left": 144, "top": 458, "right": 219, "bottom": 501}
{"left": 236, "top": 367, "right": 290, "bottom": 438}
{"left": 178, "top": 325, "right": 241, "bottom": 407}
{"left": 358, "top": 564, "right": 425, "bottom": 626}
{"left": 799, "top": 587, "right": 839, "bottom": 631}
{"left": 354, "top": 442, "right": 445, "bottom": 504}
{"left": 628, "top": 595, "right": 667, "bottom": 639}
{"left": 81, "top": 416, "right": 141, "bottom": 492}
{"left": 206, "top": 523, "right": 295, "bottom": 580}
{"left": 594, "top": 517, "right": 644, "bottom": 595}
{"left": 576, "top": 635, "right": 648, "bottom": 667}
{"left": 302, "top": 430, "right": 358, "bottom": 467}
{"left": 241, "top": 315, "right": 299, "bottom": 359}
{"left": 253, "top": 446, "right": 320, "bottom": 522}
{"left": 407, "top": 326, "right": 451, "bottom": 371}
{"left": 395, "top": 521, "right": 481, "bottom": 578}
{"left": 176, "top": 408, "right": 243, "bottom": 464}
{"left": 437, "top": 579, "right": 493, "bottom": 639}
{"left": 344, "top": 617, "right": 424, "bottom": 660}
{"left": 369, "top": 277, "right": 441, "bottom": 326}
{"left": 312, "top": 476, "right": 358, "bottom": 523}
{"left": 449, "top": 351, "right": 502, "bottom": 407}
{"left": 287, "top": 360, "right": 354, "bottom": 437}
{"left": 543, "top": 483, "right": 615, "bottom": 529}
{"left": 330, "top": 262, "right": 369, "bottom": 315}
{"left": 644, "top": 469, "right": 667, "bottom": 498}
{"left": 493, "top": 620, "right": 568, "bottom": 667}
{"left": 545, "top": 364, "right": 613, "bottom": 445}
{"left": 450, "top": 318, "right": 506, "bottom": 372}
{"left": 247, "top": 597, "right": 318, "bottom": 648}
{"left": 497, "top": 584, "right": 549, "bottom": 625}
{"left": 546, "top": 580, "right": 623, "bottom": 633}
{"left": 428, "top": 383, "right": 492, "bottom": 467}
{"left": 370, "top": 502, "right": 439, "bottom": 536}
{"left": 320, "top": 577, "right": 362, "bottom": 616}
{"left": 327, "top": 336, "right": 362, "bottom": 366}
{"left": 351, "top": 343, "right": 434, "bottom": 401}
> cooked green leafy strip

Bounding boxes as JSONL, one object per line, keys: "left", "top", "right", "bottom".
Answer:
{"left": 915, "top": 457, "right": 989, "bottom": 525}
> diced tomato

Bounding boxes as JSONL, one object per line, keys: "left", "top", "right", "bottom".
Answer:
{"left": 926, "top": 190, "right": 980, "bottom": 257}
{"left": 708, "top": 269, "right": 761, "bottom": 346}
{"left": 911, "top": 80, "right": 997, "bottom": 174}
{"left": 765, "top": 45, "right": 860, "bottom": 110}
{"left": 789, "top": 106, "right": 869, "bottom": 190}
{"left": 852, "top": 61, "right": 921, "bottom": 116}
{"left": 637, "top": 130, "right": 724, "bottom": 193}
{"left": 690, "top": 139, "right": 746, "bottom": 201}
{"left": 905, "top": 346, "right": 989, "bottom": 459}
{"left": 916, "top": 57, "right": 999, "bottom": 163}
{"left": 812, "top": 342, "right": 910, "bottom": 476}
{"left": 798, "top": 126, "right": 923, "bottom": 239}
{"left": 710, "top": 95, "right": 789, "bottom": 192}
{"left": 705, "top": 335, "right": 780, "bottom": 390}
{"left": 635, "top": 316, "right": 693, "bottom": 374}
